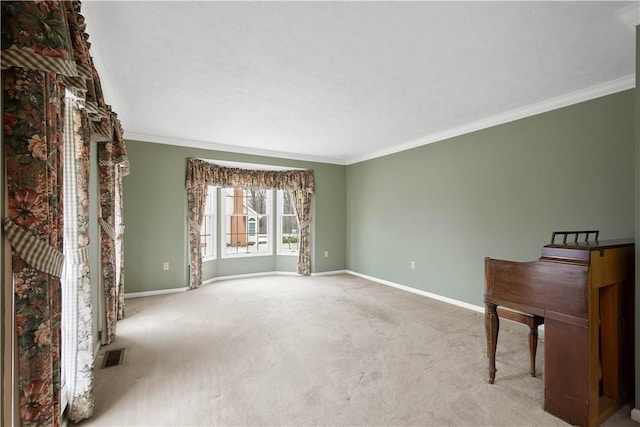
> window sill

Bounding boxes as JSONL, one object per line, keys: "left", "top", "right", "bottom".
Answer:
{"left": 277, "top": 251, "right": 299, "bottom": 257}
{"left": 221, "top": 251, "right": 273, "bottom": 259}
{"left": 202, "top": 256, "right": 217, "bottom": 262}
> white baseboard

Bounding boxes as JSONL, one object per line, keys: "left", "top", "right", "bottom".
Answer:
{"left": 123, "top": 271, "right": 533, "bottom": 324}
{"left": 275, "top": 271, "right": 302, "bottom": 277}
{"left": 344, "top": 270, "right": 545, "bottom": 336}
{"left": 631, "top": 408, "right": 640, "bottom": 423}
{"left": 203, "top": 272, "right": 267, "bottom": 285}
{"left": 126, "top": 270, "right": 320, "bottom": 296}
{"left": 126, "top": 270, "right": 484, "bottom": 316}
{"left": 124, "top": 286, "right": 189, "bottom": 299}
{"left": 346, "top": 270, "right": 484, "bottom": 314}
{"left": 124, "top": 271, "right": 483, "bottom": 314}
{"left": 203, "top": 271, "right": 300, "bottom": 286}
{"left": 312, "top": 269, "right": 348, "bottom": 277}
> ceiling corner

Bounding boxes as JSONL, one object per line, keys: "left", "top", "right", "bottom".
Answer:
{"left": 616, "top": 2, "right": 640, "bottom": 30}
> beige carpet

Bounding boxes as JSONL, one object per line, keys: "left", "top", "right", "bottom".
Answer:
{"left": 79, "top": 274, "right": 634, "bottom": 426}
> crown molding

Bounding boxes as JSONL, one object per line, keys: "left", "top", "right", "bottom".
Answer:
{"left": 346, "top": 75, "right": 635, "bottom": 165}
{"left": 124, "top": 132, "right": 347, "bottom": 165}
{"left": 616, "top": 2, "right": 640, "bottom": 31}
{"left": 128, "top": 71, "right": 635, "bottom": 167}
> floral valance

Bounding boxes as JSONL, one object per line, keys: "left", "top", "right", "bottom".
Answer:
{"left": 98, "top": 111, "right": 130, "bottom": 174}
{"left": 186, "top": 157, "right": 314, "bottom": 193}
{"left": 1, "top": 1, "right": 80, "bottom": 77}
{"left": 1, "top": 0, "right": 113, "bottom": 129}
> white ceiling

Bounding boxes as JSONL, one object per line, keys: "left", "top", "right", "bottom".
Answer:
{"left": 81, "top": 1, "right": 638, "bottom": 165}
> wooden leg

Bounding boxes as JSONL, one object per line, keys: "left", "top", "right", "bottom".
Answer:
{"left": 528, "top": 325, "right": 538, "bottom": 377}
{"left": 485, "top": 302, "right": 499, "bottom": 384}
{"left": 527, "top": 316, "right": 544, "bottom": 377}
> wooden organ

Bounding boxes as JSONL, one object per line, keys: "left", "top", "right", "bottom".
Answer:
{"left": 484, "top": 231, "right": 634, "bottom": 427}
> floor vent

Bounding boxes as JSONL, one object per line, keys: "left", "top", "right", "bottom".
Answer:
{"left": 101, "top": 348, "right": 125, "bottom": 369}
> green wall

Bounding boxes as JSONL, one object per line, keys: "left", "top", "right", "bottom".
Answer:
{"left": 122, "top": 142, "right": 347, "bottom": 294}
{"left": 346, "top": 89, "right": 636, "bottom": 307}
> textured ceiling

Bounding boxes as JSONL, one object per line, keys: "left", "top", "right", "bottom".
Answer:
{"left": 81, "top": 1, "right": 638, "bottom": 165}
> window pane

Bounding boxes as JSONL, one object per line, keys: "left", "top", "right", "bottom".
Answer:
{"left": 223, "top": 187, "right": 271, "bottom": 256}
{"left": 283, "top": 191, "right": 294, "bottom": 215}
{"left": 258, "top": 215, "right": 268, "bottom": 234}
{"left": 247, "top": 189, "right": 267, "bottom": 214}
{"left": 200, "top": 186, "right": 217, "bottom": 258}
{"left": 278, "top": 190, "right": 300, "bottom": 254}
{"left": 282, "top": 216, "right": 296, "bottom": 234}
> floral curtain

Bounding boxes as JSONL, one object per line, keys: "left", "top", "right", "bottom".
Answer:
{"left": 2, "top": 1, "right": 127, "bottom": 424}
{"left": 98, "top": 114, "right": 129, "bottom": 345}
{"left": 3, "top": 66, "right": 65, "bottom": 427}
{"left": 186, "top": 180, "right": 208, "bottom": 289}
{"left": 185, "top": 157, "right": 315, "bottom": 288}
{"left": 290, "top": 189, "right": 313, "bottom": 275}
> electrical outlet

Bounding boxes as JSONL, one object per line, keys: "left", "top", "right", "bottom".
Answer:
{"left": 324, "top": 251, "right": 329, "bottom": 258}
{"left": 163, "top": 262, "right": 170, "bottom": 271}
{"left": 410, "top": 261, "right": 416, "bottom": 270}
